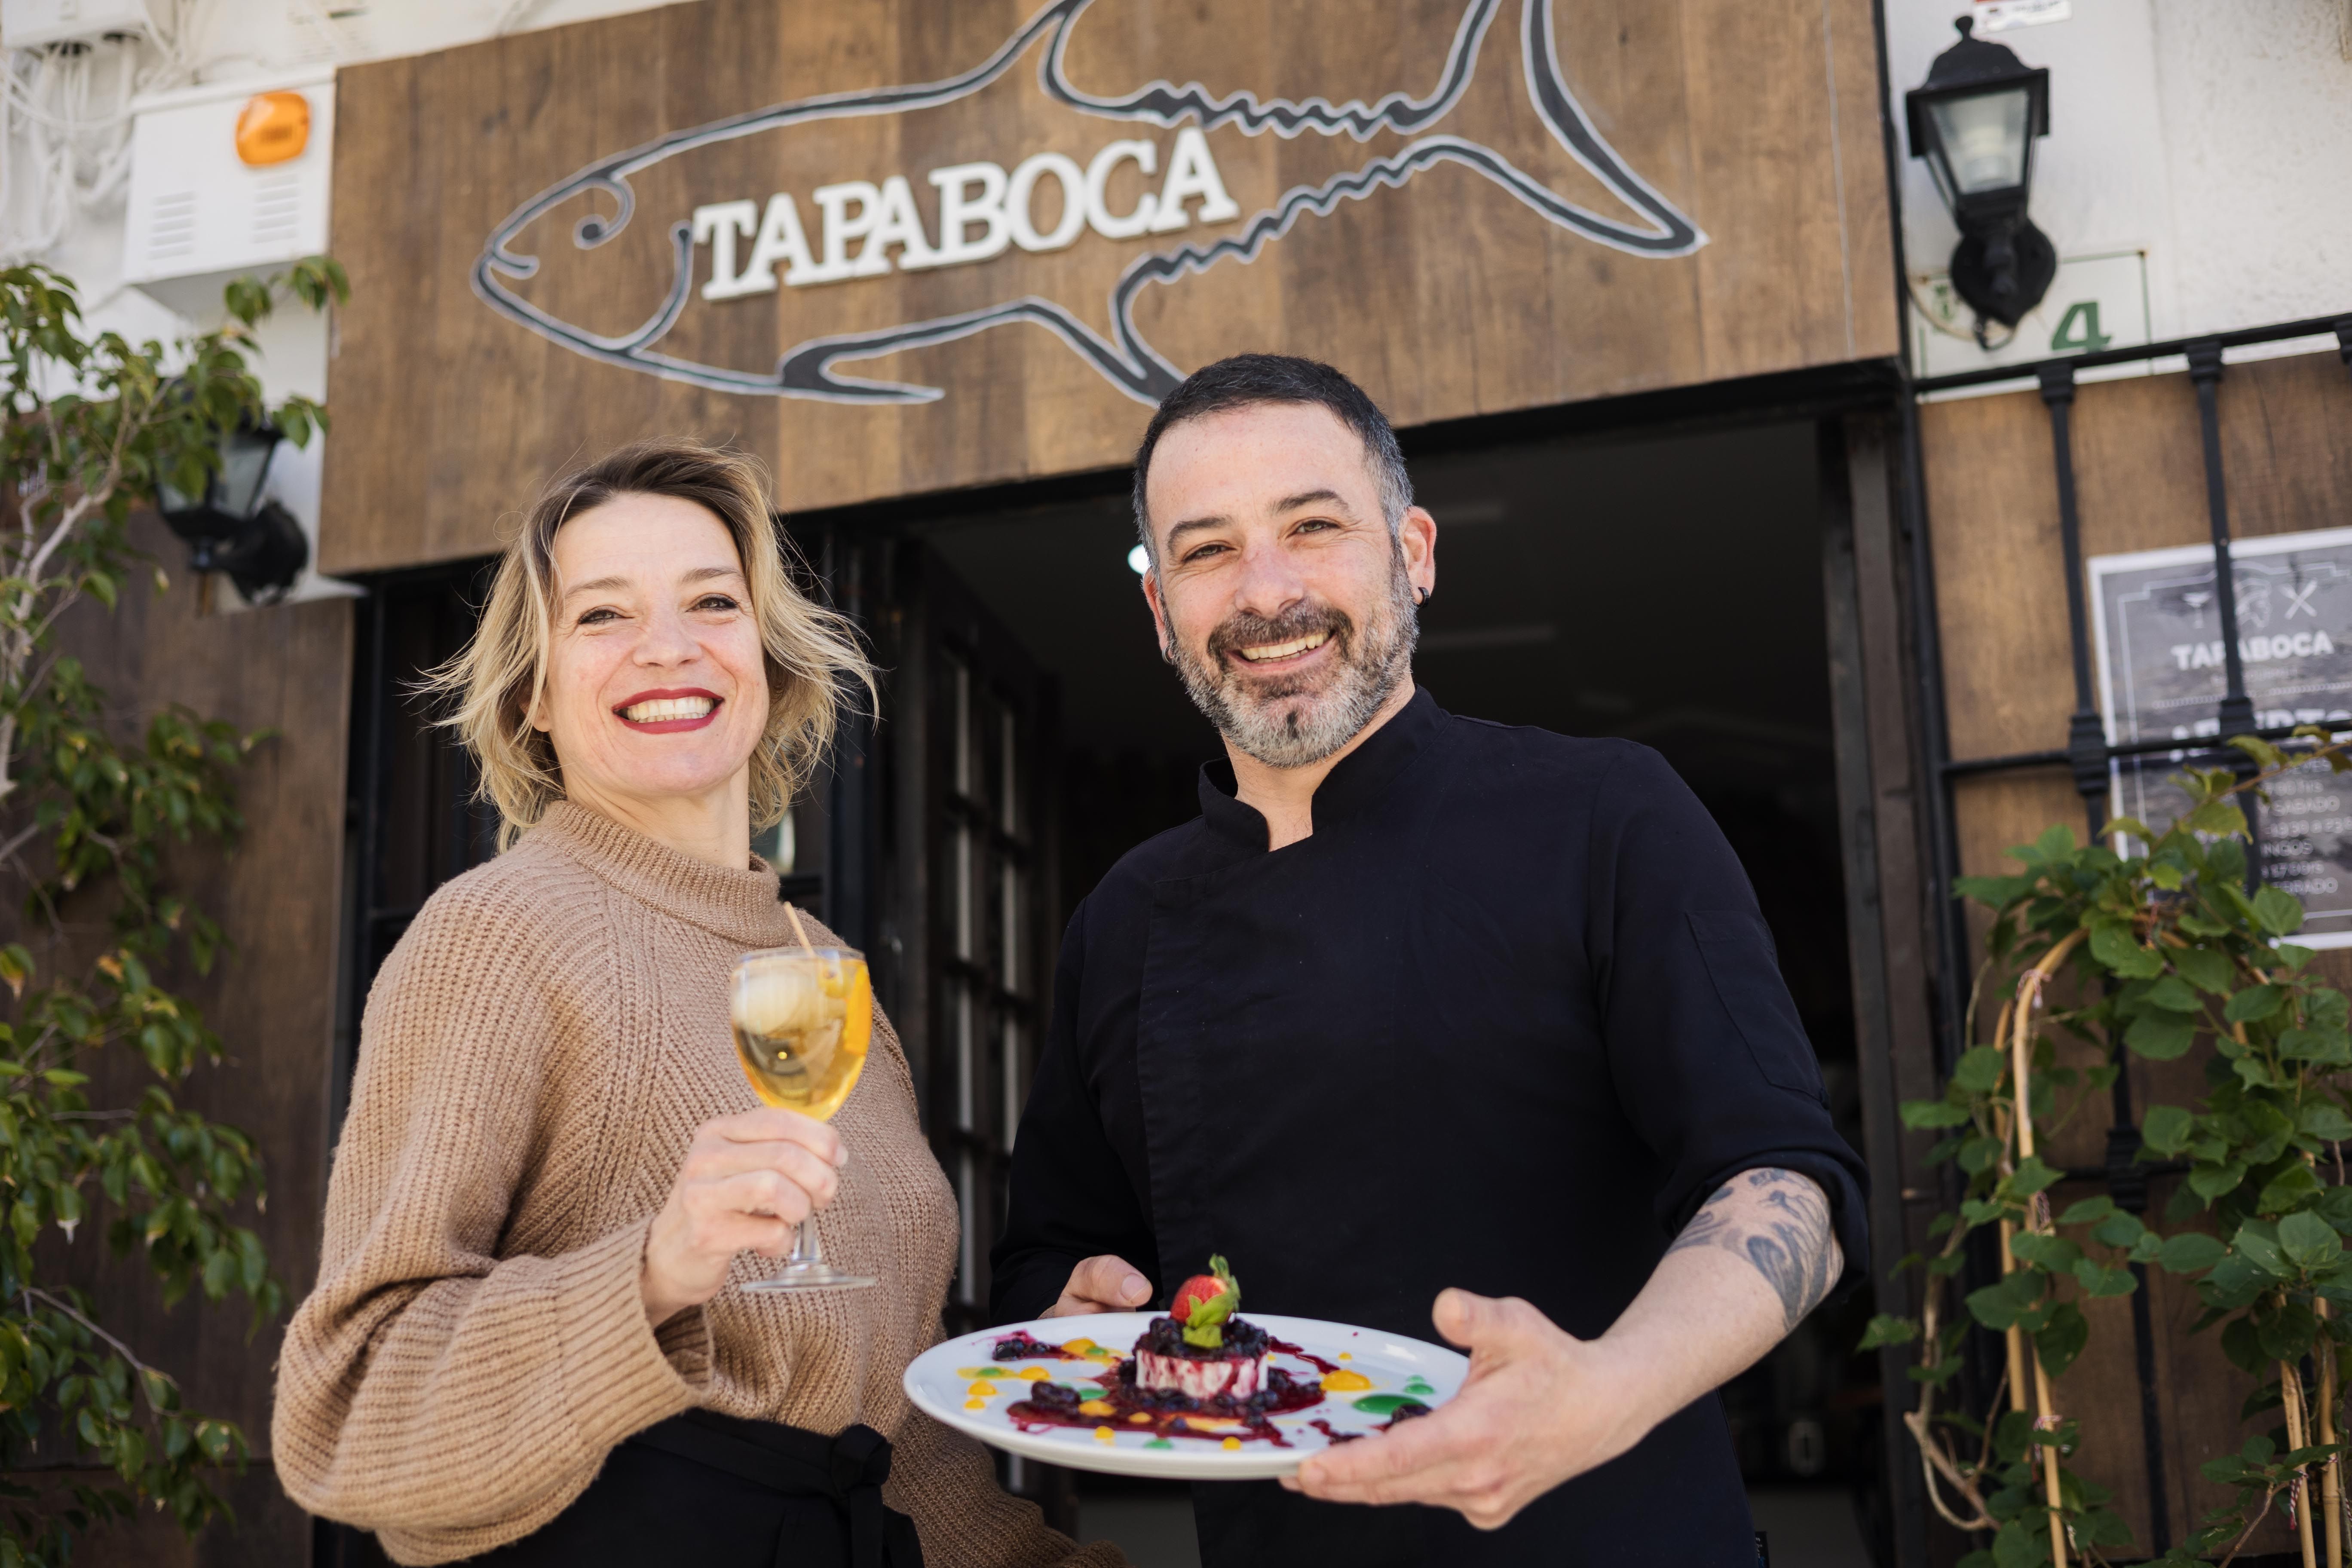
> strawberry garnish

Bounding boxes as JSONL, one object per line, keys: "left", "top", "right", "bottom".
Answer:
{"left": 1171, "top": 1274, "right": 1225, "bottom": 1323}
{"left": 1170, "top": 1255, "right": 1240, "bottom": 1349}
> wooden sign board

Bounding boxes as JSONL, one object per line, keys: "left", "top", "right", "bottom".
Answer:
{"left": 321, "top": 0, "right": 1895, "bottom": 574}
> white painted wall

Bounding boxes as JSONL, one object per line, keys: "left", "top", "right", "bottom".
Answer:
{"left": 1885, "top": 0, "right": 2352, "bottom": 377}
{"left": 0, "top": 0, "right": 683, "bottom": 604}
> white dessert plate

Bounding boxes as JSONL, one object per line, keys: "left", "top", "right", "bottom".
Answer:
{"left": 901, "top": 1312, "right": 1467, "bottom": 1480}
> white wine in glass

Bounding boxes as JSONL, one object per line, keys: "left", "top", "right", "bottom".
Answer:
{"left": 731, "top": 945, "right": 876, "bottom": 1291}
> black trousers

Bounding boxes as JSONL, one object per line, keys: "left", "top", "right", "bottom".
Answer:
{"left": 465, "top": 1409, "right": 923, "bottom": 1568}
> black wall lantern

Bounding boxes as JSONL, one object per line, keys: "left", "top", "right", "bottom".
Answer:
{"left": 155, "top": 416, "right": 309, "bottom": 604}
{"left": 1907, "top": 16, "right": 2054, "bottom": 337}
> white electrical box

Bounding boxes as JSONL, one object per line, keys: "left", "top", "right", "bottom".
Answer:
{"left": 0, "top": 0, "right": 150, "bottom": 48}
{"left": 122, "top": 70, "right": 335, "bottom": 320}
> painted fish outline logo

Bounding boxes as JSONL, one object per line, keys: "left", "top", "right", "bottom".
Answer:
{"left": 472, "top": 0, "right": 1706, "bottom": 407}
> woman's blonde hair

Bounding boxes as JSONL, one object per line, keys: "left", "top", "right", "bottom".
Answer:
{"left": 425, "top": 438, "right": 876, "bottom": 850}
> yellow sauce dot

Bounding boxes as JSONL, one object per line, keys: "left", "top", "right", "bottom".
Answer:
{"left": 1078, "top": 1400, "right": 1115, "bottom": 1417}
{"left": 1222, "top": 1436, "right": 1242, "bottom": 1450}
{"left": 967, "top": 1381, "right": 998, "bottom": 1397}
{"left": 1093, "top": 1426, "right": 1116, "bottom": 1442}
{"left": 965, "top": 1399, "right": 986, "bottom": 1410}
{"left": 1128, "top": 1412, "right": 1152, "bottom": 1424}
{"left": 956, "top": 1367, "right": 999, "bottom": 1379}
{"left": 1337, "top": 1352, "right": 1353, "bottom": 1361}
{"left": 1017, "top": 1368, "right": 1049, "bottom": 1381}
{"left": 1061, "top": 1338, "right": 1099, "bottom": 1355}
{"left": 1321, "top": 1369, "right": 1373, "bottom": 1392}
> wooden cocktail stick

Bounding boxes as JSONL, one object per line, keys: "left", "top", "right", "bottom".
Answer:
{"left": 784, "top": 900, "right": 815, "bottom": 954}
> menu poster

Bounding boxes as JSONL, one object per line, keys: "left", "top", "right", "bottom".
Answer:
{"left": 2089, "top": 526, "right": 2352, "bottom": 949}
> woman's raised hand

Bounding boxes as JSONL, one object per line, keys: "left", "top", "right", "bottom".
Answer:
{"left": 642, "top": 1108, "right": 846, "bottom": 1326}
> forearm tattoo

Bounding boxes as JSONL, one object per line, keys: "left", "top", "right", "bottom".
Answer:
{"left": 1665, "top": 1168, "right": 1838, "bottom": 1331}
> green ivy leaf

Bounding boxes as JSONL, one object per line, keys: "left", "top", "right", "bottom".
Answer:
{"left": 2257, "top": 1163, "right": 2323, "bottom": 1216}
{"left": 2253, "top": 886, "right": 2305, "bottom": 936}
{"left": 1952, "top": 1045, "right": 2009, "bottom": 1095}
{"left": 2158, "top": 1232, "right": 2227, "bottom": 1274}
{"left": 1966, "top": 1271, "right": 2045, "bottom": 1331}
{"left": 2182, "top": 799, "right": 2249, "bottom": 837}
{"left": 1901, "top": 1097, "right": 1973, "bottom": 1130}
{"left": 2173, "top": 947, "right": 2236, "bottom": 995}
{"left": 2071, "top": 1258, "right": 2137, "bottom": 1297}
{"left": 2092, "top": 1213, "right": 2149, "bottom": 1250}
{"left": 2279, "top": 1210, "right": 2344, "bottom": 1271}
{"left": 1957, "top": 873, "right": 2036, "bottom": 908}
{"left": 2259, "top": 1299, "right": 2321, "bottom": 1361}
{"left": 2010, "top": 1156, "right": 2063, "bottom": 1196}
{"left": 2125, "top": 1011, "right": 2198, "bottom": 1060}
{"left": 2058, "top": 1195, "right": 2118, "bottom": 1226}
{"left": 2036, "top": 1301, "right": 2092, "bottom": 1376}
{"left": 2142, "top": 975, "right": 2202, "bottom": 1013}
{"left": 2225, "top": 985, "right": 2288, "bottom": 1024}
{"left": 2280, "top": 1027, "right": 2352, "bottom": 1066}
{"left": 2299, "top": 1102, "right": 2352, "bottom": 1142}
{"left": 2011, "top": 1232, "right": 2082, "bottom": 1271}
{"left": 2091, "top": 923, "right": 2165, "bottom": 978}
{"left": 2141, "top": 1105, "right": 2196, "bottom": 1155}
{"left": 1991, "top": 1518, "right": 2050, "bottom": 1568}
{"left": 1856, "top": 1314, "right": 1917, "bottom": 1351}
{"left": 2235, "top": 1219, "right": 2289, "bottom": 1276}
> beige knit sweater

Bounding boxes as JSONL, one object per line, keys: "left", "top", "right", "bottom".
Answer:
{"left": 274, "top": 802, "right": 1120, "bottom": 1568}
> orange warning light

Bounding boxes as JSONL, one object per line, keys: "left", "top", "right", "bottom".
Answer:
{"left": 235, "top": 92, "right": 311, "bottom": 168}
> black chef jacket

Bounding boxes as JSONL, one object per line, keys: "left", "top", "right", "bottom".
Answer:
{"left": 991, "top": 689, "right": 1868, "bottom": 1567}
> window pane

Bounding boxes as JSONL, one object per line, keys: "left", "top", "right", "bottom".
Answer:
{"left": 1929, "top": 87, "right": 2029, "bottom": 195}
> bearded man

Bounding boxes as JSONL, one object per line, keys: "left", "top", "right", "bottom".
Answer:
{"left": 990, "top": 354, "right": 1867, "bottom": 1566}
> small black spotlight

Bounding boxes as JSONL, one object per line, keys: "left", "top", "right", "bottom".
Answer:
{"left": 155, "top": 415, "right": 308, "bottom": 603}
{"left": 1906, "top": 16, "right": 2055, "bottom": 337}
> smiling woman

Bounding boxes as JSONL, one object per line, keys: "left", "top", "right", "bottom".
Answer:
{"left": 425, "top": 444, "right": 871, "bottom": 864}
{"left": 272, "top": 440, "right": 1121, "bottom": 1568}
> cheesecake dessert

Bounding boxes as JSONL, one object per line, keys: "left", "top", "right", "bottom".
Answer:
{"left": 1130, "top": 1255, "right": 1270, "bottom": 1402}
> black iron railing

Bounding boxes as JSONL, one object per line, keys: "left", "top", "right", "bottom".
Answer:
{"left": 1908, "top": 311, "right": 2352, "bottom": 1555}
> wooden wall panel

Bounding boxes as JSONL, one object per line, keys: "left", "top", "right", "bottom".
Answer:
{"left": 1925, "top": 350, "right": 2352, "bottom": 1557}
{"left": 321, "top": 0, "right": 1898, "bottom": 574}
{"left": 7, "top": 521, "right": 353, "bottom": 1565}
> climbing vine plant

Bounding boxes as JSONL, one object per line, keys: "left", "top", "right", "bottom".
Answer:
{"left": 1865, "top": 729, "right": 2352, "bottom": 1568}
{"left": 0, "top": 257, "right": 343, "bottom": 1565}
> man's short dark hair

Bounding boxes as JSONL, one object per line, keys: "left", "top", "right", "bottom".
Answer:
{"left": 1130, "top": 354, "right": 1413, "bottom": 566}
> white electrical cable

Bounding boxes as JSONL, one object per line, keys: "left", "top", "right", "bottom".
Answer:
{"left": 0, "top": 0, "right": 226, "bottom": 266}
{"left": 495, "top": 0, "right": 553, "bottom": 34}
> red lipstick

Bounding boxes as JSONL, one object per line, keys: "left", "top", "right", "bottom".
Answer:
{"left": 612, "top": 687, "right": 723, "bottom": 734}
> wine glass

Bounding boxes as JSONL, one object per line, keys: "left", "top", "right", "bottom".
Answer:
{"left": 730, "top": 943, "right": 877, "bottom": 1292}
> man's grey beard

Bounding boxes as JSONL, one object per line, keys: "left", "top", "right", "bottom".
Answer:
{"left": 1167, "top": 554, "right": 1418, "bottom": 769}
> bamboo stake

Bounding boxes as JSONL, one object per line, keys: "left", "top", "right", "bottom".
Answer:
{"left": 2287, "top": 1360, "right": 2321, "bottom": 1568}
{"left": 2012, "top": 931, "right": 2084, "bottom": 1568}
{"left": 2000, "top": 1217, "right": 2030, "bottom": 1418}
{"left": 2321, "top": 1297, "right": 2343, "bottom": 1568}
